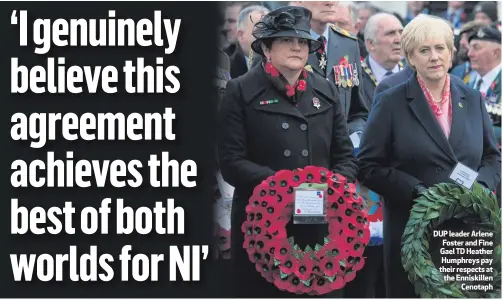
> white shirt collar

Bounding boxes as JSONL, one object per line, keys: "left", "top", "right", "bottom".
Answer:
{"left": 368, "top": 55, "right": 400, "bottom": 82}
{"left": 311, "top": 26, "right": 330, "bottom": 56}
{"left": 310, "top": 25, "right": 330, "bottom": 42}
{"left": 476, "top": 65, "right": 502, "bottom": 93}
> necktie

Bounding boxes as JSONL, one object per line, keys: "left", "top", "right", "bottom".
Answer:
{"left": 384, "top": 71, "right": 393, "bottom": 77}
{"left": 475, "top": 78, "right": 483, "bottom": 91}
{"left": 316, "top": 36, "right": 327, "bottom": 72}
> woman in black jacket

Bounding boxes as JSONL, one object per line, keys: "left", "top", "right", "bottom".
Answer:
{"left": 218, "top": 5, "right": 358, "bottom": 298}
{"left": 357, "top": 14, "right": 501, "bottom": 298}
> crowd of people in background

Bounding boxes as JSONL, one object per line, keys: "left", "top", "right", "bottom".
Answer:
{"left": 214, "top": 1, "right": 501, "bottom": 298}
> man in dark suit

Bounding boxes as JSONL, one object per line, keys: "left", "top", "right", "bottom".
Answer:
{"left": 360, "top": 12, "right": 404, "bottom": 112}
{"left": 295, "top": 1, "right": 368, "bottom": 137}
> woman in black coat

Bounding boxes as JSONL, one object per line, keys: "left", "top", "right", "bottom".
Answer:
{"left": 218, "top": 6, "right": 358, "bottom": 298}
{"left": 357, "top": 15, "right": 501, "bottom": 298}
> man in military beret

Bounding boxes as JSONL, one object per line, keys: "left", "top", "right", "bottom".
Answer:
{"left": 468, "top": 26, "right": 501, "bottom": 145}
{"left": 473, "top": 2, "right": 499, "bottom": 25}
{"left": 450, "top": 20, "right": 487, "bottom": 84}
{"left": 294, "top": 1, "right": 368, "bottom": 140}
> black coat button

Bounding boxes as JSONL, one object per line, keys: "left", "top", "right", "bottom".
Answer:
{"left": 301, "top": 149, "right": 309, "bottom": 157}
{"left": 284, "top": 149, "right": 291, "bottom": 157}
{"left": 282, "top": 122, "right": 289, "bottom": 129}
{"left": 300, "top": 124, "right": 307, "bottom": 131}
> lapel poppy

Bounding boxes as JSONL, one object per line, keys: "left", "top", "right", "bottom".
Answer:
{"left": 297, "top": 79, "right": 307, "bottom": 92}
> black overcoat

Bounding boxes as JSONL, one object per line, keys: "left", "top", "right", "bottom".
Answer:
{"left": 218, "top": 65, "right": 358, "bottom": 297}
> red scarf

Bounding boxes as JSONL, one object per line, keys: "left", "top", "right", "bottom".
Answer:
{"left": 264, "top": 61, "right": 307, "bottom": 105}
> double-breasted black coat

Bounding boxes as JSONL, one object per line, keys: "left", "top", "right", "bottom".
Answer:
{"left": 218, "top": 65, "right": 358, "bottom": 297}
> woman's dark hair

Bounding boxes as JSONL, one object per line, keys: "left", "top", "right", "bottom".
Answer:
{"left": 256, "top": 37, "right": 312, "bottom": 55}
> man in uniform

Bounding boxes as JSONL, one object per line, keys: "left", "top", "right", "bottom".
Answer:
{"left": 468, "top": 26, "right": 501, "bottom": 145}
{"left": 295, "top": 1, "right": 368, "bottom": 138}
{"left": 360, "top": 13, "right": 404, "bottom": 111}
{"left": 450, "top": 20, "right": 486, "bottom": 85}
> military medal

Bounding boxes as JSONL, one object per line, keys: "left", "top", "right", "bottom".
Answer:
{"left": 334, "top": 66, "right": 341, "bottom": 86}
{"left": 345, "top": 66, "right": 352, "bottom": 87}
{"left": 319, "top": 53, "right": 327, "bottom": 70}
{"left": 352, "top": 63, "right": 360, "bottom": 86}
{"left": 313, "top": 97, "right": 321, "bottom": 109}
{"left": 340, "top": 65, "right": 347, "bottom": 88}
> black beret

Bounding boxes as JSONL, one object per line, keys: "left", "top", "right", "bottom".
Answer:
{"left": 468, "top": 26, "right": 502, "bottom": 44}
{"left": 473, "top": 2, "right": 498, "bottom": 23}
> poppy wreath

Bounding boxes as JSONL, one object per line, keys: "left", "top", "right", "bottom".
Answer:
{"left": 242, "top": 166, "right": 370, "bottom": 295}
{"left": 401, "top": 183, "right": 501, "bottom": 298}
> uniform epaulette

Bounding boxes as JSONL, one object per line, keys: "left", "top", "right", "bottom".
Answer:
{"left": 329, "top": 24, "right": 358, "bottom": 40}
{"left": 304, "top": 65, "right": 313, "bottom": 72}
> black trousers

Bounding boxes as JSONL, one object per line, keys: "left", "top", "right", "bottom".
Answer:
{"left": 344, "top": 245, "right": 384, "bottom": 298}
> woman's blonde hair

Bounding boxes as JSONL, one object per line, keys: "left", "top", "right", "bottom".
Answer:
{"left": 401, "top": 14, "right": 454, "bottom": 69}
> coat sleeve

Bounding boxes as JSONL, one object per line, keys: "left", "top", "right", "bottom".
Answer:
{"left": 346, "top": 44, "right": 369, "bottom": 135}
{"left": 218, "top": 80, "right": 276, "bottom": 192}
{"left": 357, "top": 92, "right": 422, "bottom": 208}
{"left": 476, "top": 93, "right": 501, "bottom": 191}
{"left": 329, "top": 84, "right": 358, "bottom": 182}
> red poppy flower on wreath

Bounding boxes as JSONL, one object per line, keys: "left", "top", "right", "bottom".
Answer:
{"left": 274, "top": 169, "right": 294, "bottom": 192}
{"left": 319, "top": 255, "right": 338, "bottom": 277}
{"left": 347, "top": 239, "right": 366, "bottom": 258}
{"left": 270, "top": 239, "right": 291, "bottom": 263}
{"left": 266, "top": 219, "right": 288, "bottom": 238}
{"left": 351, "top": 256, "right": 365, "bottom": 272}
{"left": 294, "top": 256, "right": 314, "bottom": 281}
{"left": 243, "top": 166, "right": 370, "bottom": 295}
{"left": 312, "top": 277, "right": 332, "bottom": 295}
{"left": 279, "top": 255, "right": 298, "bottom": 274}
{"left": 256, "top": 262, "right": 275, "bottom": 283}
{"left": 310, "top": 263, "right": 324, "bottom": 277}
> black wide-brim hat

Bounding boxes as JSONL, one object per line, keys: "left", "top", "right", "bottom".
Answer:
{"left": 251, "top": 6, "right": 323, "bottom": 56}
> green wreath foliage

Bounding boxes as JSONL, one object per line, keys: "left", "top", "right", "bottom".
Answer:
{"left": 401, "top": 182, "right": 501, "bottom": 298}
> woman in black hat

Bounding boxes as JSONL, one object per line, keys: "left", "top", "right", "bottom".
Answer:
{"left": 218, "top": 6, "right": 357, "bottom": 298}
